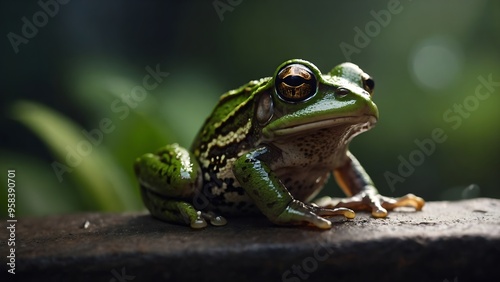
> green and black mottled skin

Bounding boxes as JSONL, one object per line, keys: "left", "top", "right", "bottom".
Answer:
{"left": 134, "top": 59, "right": 425, "bottom": 229}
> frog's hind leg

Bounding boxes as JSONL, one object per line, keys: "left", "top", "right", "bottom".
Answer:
{"left": 134, "top": 144, "right": 227, "bottom": 228}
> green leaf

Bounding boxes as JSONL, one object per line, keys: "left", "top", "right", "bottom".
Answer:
{"left": 10, "top": 100, "right": 140, "bottom": 211}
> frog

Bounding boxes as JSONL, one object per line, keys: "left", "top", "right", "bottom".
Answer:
{"left": 134, "top": 59, "right": 425, "bottom": 229}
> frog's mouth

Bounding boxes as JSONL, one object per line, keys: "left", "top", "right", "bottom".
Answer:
{"left": 269, "top": 115, "right": 377, "bottom": 138}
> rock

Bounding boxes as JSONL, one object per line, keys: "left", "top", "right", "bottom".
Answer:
{"left": 2, "top": 198, "right": 500, "bottom": 282}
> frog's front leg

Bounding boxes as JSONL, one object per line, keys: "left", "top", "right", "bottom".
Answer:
{"left": 233, "top": 146, "right": 355, "bottom": 229}
{"left": 134, "top": 144, "right": 226, "bottom": 228}
{"left": 321, "top": 151, "right": 425, "bottom": 217}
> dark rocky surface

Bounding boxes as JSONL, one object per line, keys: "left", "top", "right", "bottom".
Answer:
{"left": 2, "top": 198, "right": 500, "bottom": 282}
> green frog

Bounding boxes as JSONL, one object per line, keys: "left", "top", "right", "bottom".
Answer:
{"left": 134, "top": 59, "right": 425, "bottom": 229}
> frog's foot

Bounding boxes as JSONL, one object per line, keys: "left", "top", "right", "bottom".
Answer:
{"left": 316, "top": 191, "right": 425, "bottom": 218}
{"left": 275, "top": 200, "right": 355, "bottom": 229}
{"left": 141, "top": 188, "right": 227, "bottom": 229}
{"left": 181, "top": 211, "right": 227, "bottom": 229}
{"left": 198, "top": 211, "right": 228, "bottom": 228}
{"left": 153, "top": 202, "right": 227, "bottom": 229}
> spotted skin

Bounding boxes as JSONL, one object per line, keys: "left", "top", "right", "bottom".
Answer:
{"left": 134, "top": 59, "right": 425, "bottom": 229}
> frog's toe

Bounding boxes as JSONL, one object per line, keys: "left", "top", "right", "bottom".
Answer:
{"left": 299, "top": 211, "right": 333, "bottom": 229}
{"left": 274, "top": 200, "right": 332, "bottom": 229}
{"left": 210, "top": 215, "right": 228, "bottom": 226}
{"left": 368, "top": 197, "right": 388, "bottom": 218}
{"left": 200, "top": 211, "right": 228, "bottom": 227}
{"left": 311, "top": 206, "right": 356, "bottom": 219}
{"left": 188, "top": 211, "right": 228, "bottom": 228}
{"left": 190, "top": 211, "right": 208, "bottom": 229}
{"left": 274, "top": 200, "right": 357, "bottom": 229}
{"left": 379, "top": 193, "right": 425, "bottom": 211}
{"left": 341, "top": 193, "right": 388, "bottom": 218}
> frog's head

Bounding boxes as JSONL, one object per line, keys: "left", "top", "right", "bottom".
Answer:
{"left": 258, "top": 59, "right": 378, "bottom": 141}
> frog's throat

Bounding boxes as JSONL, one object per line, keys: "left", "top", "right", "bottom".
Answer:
{"left": 270, "top": 115, "right": 377, "bottom": 138}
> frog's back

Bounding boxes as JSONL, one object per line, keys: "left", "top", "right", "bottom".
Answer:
{"left": 191, "top": 78, "right": 270, "bottom": 152}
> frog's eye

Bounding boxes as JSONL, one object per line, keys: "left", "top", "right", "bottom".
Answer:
{"left": 362, "top": 73, "right": 375, "bottom": 95}
{"left": 275, "top": 64, "right": 317, "bottom": 102}
{"left": 335, "top": 87, "right": 351, "bottom": 98}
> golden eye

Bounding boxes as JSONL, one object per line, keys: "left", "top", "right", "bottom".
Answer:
{"left": 275, "top": 64, "right": 317, "bottom": 102}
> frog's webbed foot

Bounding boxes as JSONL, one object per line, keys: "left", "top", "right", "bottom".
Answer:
{"left": 141, "top": 188, "right": 227, "bottom": 229}
{"left": 195, "top": 211, "right": 227, "bottom": 228}
{"left": 154, "top": 203, "right": 227, "bottom": 229}
{"left": 275, "top": 200, "right": 355, "bottom": 229}
{"left": 316, "top": 190, "right": 425, "bottom": 218}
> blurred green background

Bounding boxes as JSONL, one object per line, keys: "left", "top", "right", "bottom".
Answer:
{"left": 1, "top": 0, "right": 499, "bottom": 218}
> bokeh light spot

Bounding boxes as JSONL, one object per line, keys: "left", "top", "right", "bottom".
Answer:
{"left": 410, "top": 36, "right": 463, "bottom": 91}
